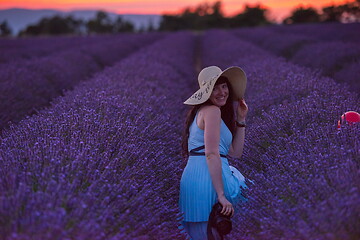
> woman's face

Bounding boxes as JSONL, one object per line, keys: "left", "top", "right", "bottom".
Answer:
{"left": 209, "top": 82, "right": 229, "bottom": 107}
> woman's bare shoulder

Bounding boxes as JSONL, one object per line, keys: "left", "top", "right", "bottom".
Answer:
{"left": 200, "top": 105, "right": 221, "bottom": 118}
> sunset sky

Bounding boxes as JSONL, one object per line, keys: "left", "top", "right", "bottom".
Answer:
{"left": 0, "top": 0, "right": 349, "bottom": 21}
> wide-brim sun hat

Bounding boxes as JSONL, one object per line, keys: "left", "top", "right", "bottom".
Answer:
{"left": 184, "top": 66, "right": 247, "bottom": 105}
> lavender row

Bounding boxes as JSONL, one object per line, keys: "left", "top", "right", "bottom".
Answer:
{"left": 291, "top": 41, "right": 360, "bottom": 93}
{"left": 202, "top": 30, "right": 359, "bottom": 239}
{"left": 270, "top": 22, "right": 360, "bottom": 43}
{"left": 232, "top": 26, "right": 316, "bottom": 58}
{"left": 232, "top": 22, "right": 360, "bottom": 56}
{"left": 0, "top": 31, "right": 196, "bottom": 239}
{"left": 0, "top": 35, "right": 118, "bottom": 64}
{"left": 0, "top": 32, "right": 165, "bottom": 130}
{"left": 231, "top": 25, "right": 360, "bottom": 92}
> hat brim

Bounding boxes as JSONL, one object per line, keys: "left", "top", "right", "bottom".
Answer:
{"left": 183, "top": 66, "right": 247, "bottom": 105}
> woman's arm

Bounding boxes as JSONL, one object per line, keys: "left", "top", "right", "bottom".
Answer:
{"left": 228, "top": 124, "right": 245, "bottom": 158}
{"left": 203, "top": 105, "right": 223, "bottom": 197}
{"left": 203, "top": 105, "right": 234, "bottom": 216}
{"left": 228, "top": 99, "right": 248, "bottom": 158}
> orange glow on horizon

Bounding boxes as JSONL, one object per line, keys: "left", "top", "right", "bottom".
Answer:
{"left": 0, "top": 0, "right": 350, "bottom": 19}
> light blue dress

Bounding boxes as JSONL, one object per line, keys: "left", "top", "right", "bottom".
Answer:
{"left": 179, "top": 112, "right": 247, "bottom": 225}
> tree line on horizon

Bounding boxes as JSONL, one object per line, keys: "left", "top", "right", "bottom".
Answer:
{"left": 0, "top": 0, "right": 359, "bottom": 37}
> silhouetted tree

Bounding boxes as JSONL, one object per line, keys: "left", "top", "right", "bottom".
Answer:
{"left": 64, "top": 16, "right": 84, "bottom": 34}
{"left": 19, "top": 25, "right": 41, "bottom": 36}
{"left": 17, "top": 10, "right": 134, "bottom": 36}
{"left": 113, "top": 16, "right": 134, "bottom": 33}
{"left": 19, "top": 15, "right": 83, "bottom": 36}
{"left": 229, "top": 4, "right": 270, "bottom": 27}
{"left": 86, "top": 11, "right": 113, "bottom": 34}
{"left": 322, "top": 6, "right": 343, "bottom": 22}
{"left": 159, "top": 1, "right": 227, "bottom": 30}
{"left": 159, "top": 1, "right": 271, "bottom": 30}
{"left": 203, "top": 1, "right": 226, "bottom": 28}
{"left": 146, "top": 20, "right": 156, "bottom": 32}
{"left": 0, "top": 20, "right": 12, "bottom": 37}
{"left": 322, "top": 0, "right": 360, "bottom": 22}
{"left": 283, "top": 7, "right": 320, "bottom": 24}
{"left": 181, "top": 8, "right": 201, "bottom": 29}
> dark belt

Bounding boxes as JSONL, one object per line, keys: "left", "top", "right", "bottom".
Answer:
{"left": 189, "top": 145, "right": 227, "bottom": 158}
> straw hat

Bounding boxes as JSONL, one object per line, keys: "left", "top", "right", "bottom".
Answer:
{"left": 183, "top": 66, "right": 247, "bottom": 105}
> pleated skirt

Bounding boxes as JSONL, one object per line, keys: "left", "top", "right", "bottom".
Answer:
{"left": 179, "top": 155, "right": 247, "bottom": 222}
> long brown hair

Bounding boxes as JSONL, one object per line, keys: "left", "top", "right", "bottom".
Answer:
{"left": 181, "top": 76, "right": 235, "bottom": 158}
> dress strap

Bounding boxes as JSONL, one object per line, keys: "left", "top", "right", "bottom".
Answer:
{"left": 189, "top": 145, "right": 227, "bottom": 158}
{"left": 190, "top": 145, "right": 205, "bottom": 152}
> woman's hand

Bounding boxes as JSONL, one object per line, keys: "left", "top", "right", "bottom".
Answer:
{"left": 218, "top": 195, "right": 234, "bottom": 217}
{"left": 236, "top": 98, "right": 248, "bottom": 121}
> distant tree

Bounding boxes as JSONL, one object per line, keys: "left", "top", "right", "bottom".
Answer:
{"left": 229, "top": 4, "right": 270, "bottom": 27}
{"left": 19, "top": 25, "right": 41, "bottom": 36}
{"left": 203, "top": 1, "right": 226, "bottom": 28}
{"left": 86, "top": 11, "right": 113, "bottom": 34}
{"left": 0, "top": 20, "right": 12, "bottom": 37}
{"left": 322, "top": 6, "right": 344, "bottom": 22}
{"left": 19, "top": 15, "right": 83, "bottom": 36}
{"left": 146, "top": 20, "right": 156, "bottom": 32}
{"left": 45, "top": 15, "right": 73, "bottom": 34}
{"left": 18, "top": 10, "right": 135, "bottom": 36}
{"left": 322, "top": 0, "right": 360, "bottom": 22}
{"left": 343, "top": 0, "right": 360, "bottom": 22}
{"left": 113, "top": 16, "right": 134, "bottom": 33}
{"left": 180, "top": 8, "right": 201, "bottom": 29}
{"left": 64, "top": 16, "right": 84, "bottom": 34}
{"left": 283, "top": 7, "right": 320, "bottom": 24}
{"left": 159, "top": 15, "right": 184, "bottom": 31}
{"left": 159, "top": 1, "right": 226, "bottom": 31}
{"left": 159, "top": 1, "right": 271, "bottom": 30}
{"left": 137, "top": 24, "right": 146, "bottom": 33}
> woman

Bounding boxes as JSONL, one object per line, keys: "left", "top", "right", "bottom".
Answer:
{"left": 179, "top": 66, "right": 248, "bottom": 239}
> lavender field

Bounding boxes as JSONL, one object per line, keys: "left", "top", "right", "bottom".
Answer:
{"left": 232, "top": 22, "right": 360, "bottom": 93}
{"left": 0, "top": 23, "right": 359, "bottom": 240}
{"left": 0, "top": 32, "right": 165, "bottom": 130}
